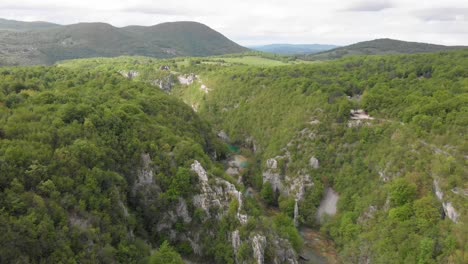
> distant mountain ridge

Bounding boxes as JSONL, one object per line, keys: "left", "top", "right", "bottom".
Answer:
{"left": 249, "top": 44, "right": 339, "bottom": 55}
{"left": 303, "top": 38, "right": 467, "bottom": 60}
{"left": 0, "top": 18, "right": 61, "bottom": 31}
{"left": 0, "top": 19, "right": 247, "bottom": 65}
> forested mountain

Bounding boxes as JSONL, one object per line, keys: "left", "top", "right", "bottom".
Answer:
{"left": 0, "top": 18, "right": 60, "bottom": 31}
{"left": 303, "top": 38, "right": 467, "bottom": 60}
{"left": 249, "top": 44, "right": 338, "bottom": 55}
{"left": 0, "top": 20, "right": 247, "bottom": 66}
{"left": 59, "top": 49, "right": 468, "bottom": 263}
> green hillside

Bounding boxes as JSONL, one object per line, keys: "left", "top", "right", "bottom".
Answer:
{"left": 249, "top": 44, "right": 339, "bottom": 55}
{"left": 181, "top": 51, "right": 468, "bottom": 263}
{"left": 0, "top": 20, "right": 247, "bottom": 66}
{"left": 0, "top": 18, "right": 60, "bottom": 31}
{"left": 303, "top": 38, "right": 467, "bottom": 60}
{"left": 2, "top": 49, "right": 468, "bottom": 263}
{"left": 60, "top": 50, "right": 468, "bottom": 263}
{"left": 0, "top": 65, "right": 305, "bottom": 263}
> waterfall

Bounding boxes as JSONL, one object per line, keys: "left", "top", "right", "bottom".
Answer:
{"left": 294, "top": 199, "right": 299, "bottom": 227}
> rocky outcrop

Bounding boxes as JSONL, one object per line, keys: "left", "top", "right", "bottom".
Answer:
{"left": 232, "top": 230, "right": 241, "bottom": 261}
{"left": 252, "top": 235, "right": 266, "bottom": 264}
{"left": 153, "top": 74, "right": 176, "bottom": 92}
{"left": 226, "top": 155, "right": 248, "bottom": 177}
{"left": 272, "top": 238, "right": 298, "bottom": 264}
{"left": 246, "top": 136, "right": 259, "bottom": 153}
{"left": 191, "top": 160, "right": 248, "bottom": 224}
{"left": 119, "top": 70, "right": 139, "bottom": 80}
{"left": 286, "top": 173, "right": 313, "bottom": 201}
{"left": 309, "top": 157, "right": 320, "bottom": 169}
{"left": 132, "top": 153, "right": 156, "bottom": 194}
{"left": 201, "top": 84, "right": 210, "bottom": 93}
{"left": 434, "top": 179, "right": 460, "bottom": 223}
{"left": 217, "top": 130, "right": 230, "bottom": 142}
{"left": 178, "top": 74, "right": 198, "bottom": 85}
{"left": 348, "top": 109, "right": 374, "bottom": 128}
{"left": 263, "top": 158, "right": 284, "bottom": 193}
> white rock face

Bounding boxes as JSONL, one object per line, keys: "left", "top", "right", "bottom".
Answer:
{"left": 191, "top": 160, "right": 208, "bottom": 182}
{"left": 119, "top": 70, "right": 139, "bottom": 80}
{"left": 178, "top": 74, "right": 197, "bottom": 85}
{"left": 286, "top": 174, "right": 313, "bottom": 201}
{"left": 252, "top": 235, "right": 266, "bottom": 264}
{"left": 176, "top": 198, "right": 192, "bottom": 223}
{"left": 309, "top": 157, "right": 320, "bottom": 169}
{"left": 134, "top": 153, "right": 153, "bottom": 189}
{"left": 232, "top": 230, "right": 241, "bottom": 257}
{"left": 350, "top": 109, "right": 374, "bottom": 120}
{"left": 188, "top": 237, "right": 202, "bottom": 255}
{"left": 317, "top": 188, "right": 339, "bottom": 222}
{"left": 217, "top": 130, "right": 230, "bottom": 142}
{"left": 348, "top": 110, "right": 374, "bottom": 127}
{"left": 201, "top": 84, "right": 210, "bottom": 93}
{"left": 272, "top": 238, "right": 298, "bottom": 264}
{"left": 263, "top": 172, "right": 283, "bottom": 193}
{"left": 266, "top": 158, "right": 278, "bottom": 170}
{"left": 444, "top": 202, "right": 460, "bottom": 223}
{"left": 263, "top": 158, "right": 284, "bottom": 193}
{"left": 433, "top": 180, "right": 460, "bottom": 223}
{"left": 191, "top": 160, "right": 248, "bottom": 224}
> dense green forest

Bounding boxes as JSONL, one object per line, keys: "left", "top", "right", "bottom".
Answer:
{"left": 0, "top": 66, "right": 212, "bottom": 262}
{"left": 61, "top": 50, "right": 468, "bottom": 263}
{"left": 182, "top": 51, "right": 468, "bottom": 263}
{"left": 1, "top": 49, "right": 467, "bottom": 263}
{"left": 0, "top": 65, "right": 308, "bottom": 263}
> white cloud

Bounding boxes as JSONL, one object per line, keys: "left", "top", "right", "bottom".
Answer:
{"left": 0, "top": 0, "right": 467, "bottom": 46}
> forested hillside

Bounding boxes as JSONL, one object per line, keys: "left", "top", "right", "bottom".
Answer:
{"left": 182, "top": 51, "right": 468, "bottom": 263}
{"left": 0, "top": 20, "right": 247, "bottom": 66}
{"left": 60, "top": 50, "right": 468, "bottom": 263}
{"left": 303, "top": 39, "right": 467, "bottom": 61}
{"left": 185, "top": 51, "right": 468, "bottom": 263}
{"left": 0, "top": 66, "right": 305, "bottom": 263}
{"left": 2, "top": 49, "right": 467, "bottom": 263}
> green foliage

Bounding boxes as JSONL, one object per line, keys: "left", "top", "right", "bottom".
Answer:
{"left": 260, "top": 182, "right": 277, "bottom": 206}
{"left": 0, "top": 66, "right": 221, "bottom": 263}
{"left": 389, "top": 178, "right": 417, "bottom": 207}
{"left": 272, "top": 214, "right": 303, "bottom": 252}
{"left": 149, "top": 241, "right": 184, "bottom": 264}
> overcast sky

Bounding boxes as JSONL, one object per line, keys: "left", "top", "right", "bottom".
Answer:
{"left": 0, "top": 0, "right": 467, "bottom": 46}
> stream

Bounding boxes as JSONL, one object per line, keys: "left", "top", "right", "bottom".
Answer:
{"left": 299, "top": 227, "right": 340, "bottom": 264}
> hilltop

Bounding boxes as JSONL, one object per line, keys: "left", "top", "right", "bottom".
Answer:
{"left": 0, "top": 18, "right": 60, "bottom": 31}
{"left": 303, "top": 38, "right": 467, "bottom": 60}
{"left": 0, "top": 19, "right": 247, "bottom": 65}
{"left": 249, "top": 44, "right": 339, "bottom": 55}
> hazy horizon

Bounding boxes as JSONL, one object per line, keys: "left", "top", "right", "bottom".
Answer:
{"left": 1, "top": 0, "right": 467, "bottom": 46}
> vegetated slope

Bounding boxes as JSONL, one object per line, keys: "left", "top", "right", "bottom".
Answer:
{"left": 0, "top": 20, "right": 247, "bottom": 66}
{"left": 0, "top": 18, "right": 60, "bottom": 31}
{"left": 174, "top": 51, "right": 467, "bottom": 263}
{"left": 56, "top": 50, "right": 468, "bottom": 263}
{"left": 249, "top": 44, "right": 339, "bottom": 55}
{"left": 303, "top": 38, "right": 467, "bottom": 60}
{"left": 0, "top": 66, "right": 304, "bottom": 263}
